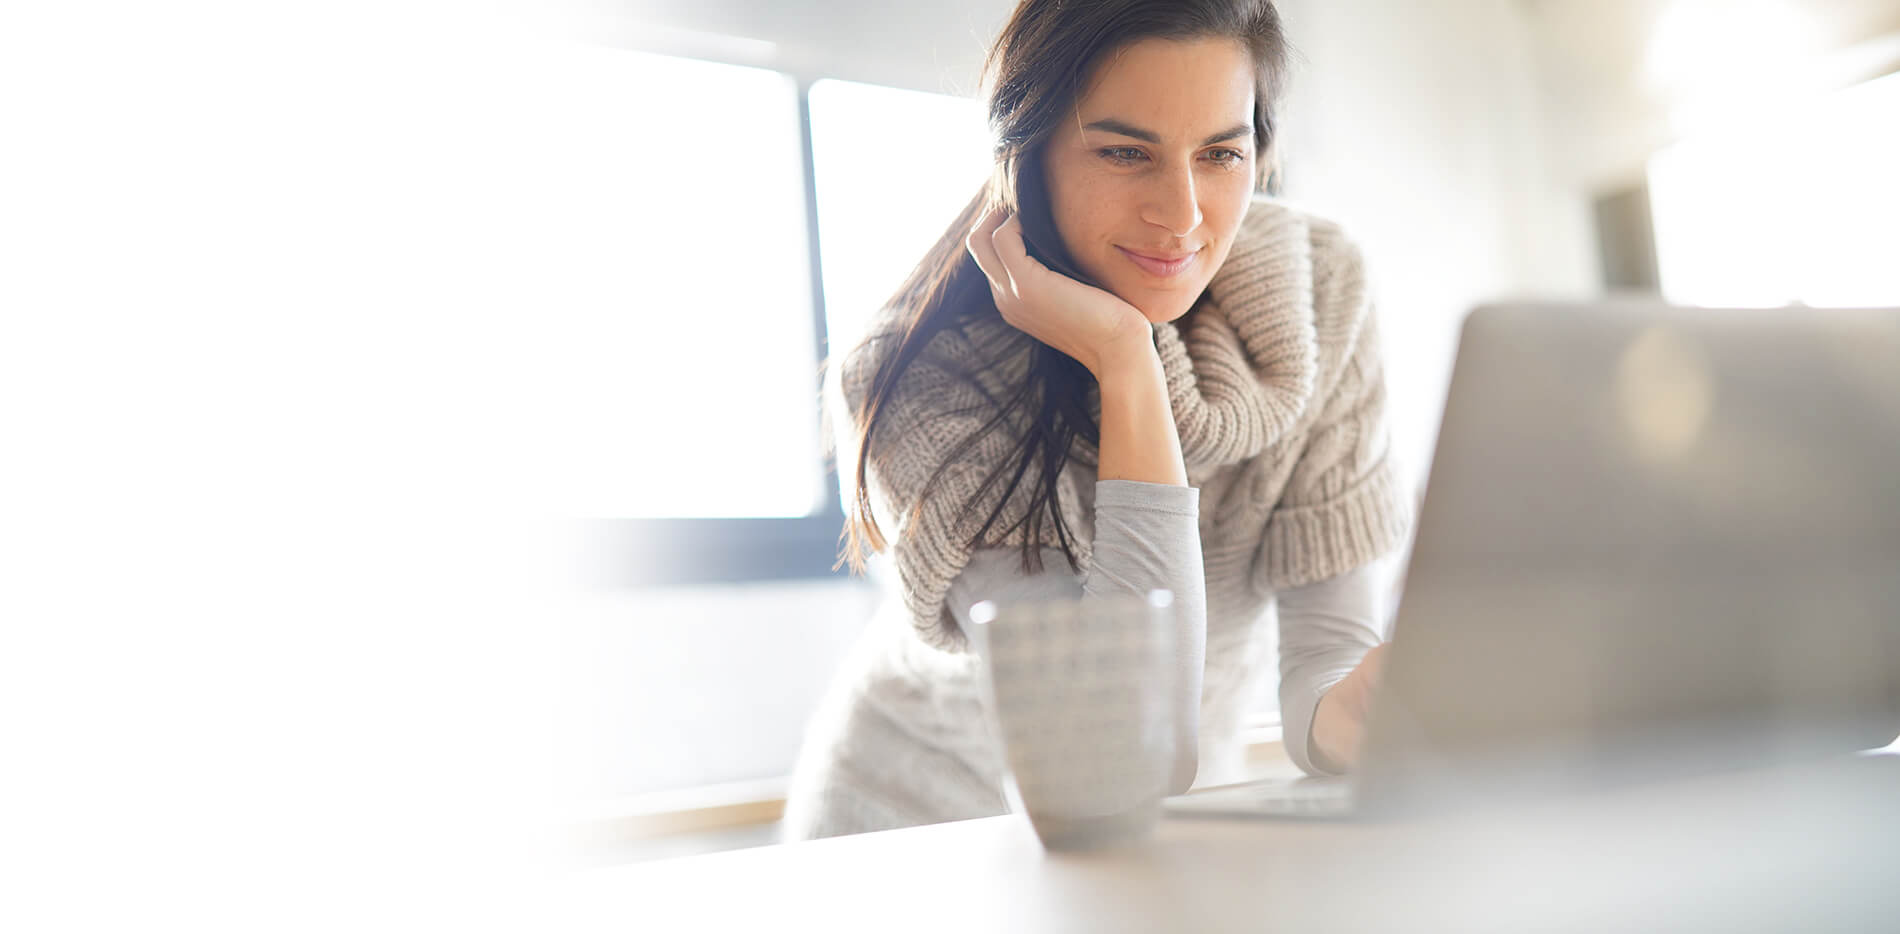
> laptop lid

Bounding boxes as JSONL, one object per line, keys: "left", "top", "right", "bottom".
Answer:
{"left": 1354, "top": 302, "right": 1900, "bottom": 814}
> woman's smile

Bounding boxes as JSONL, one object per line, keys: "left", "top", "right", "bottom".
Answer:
{"left": 1116, "top": 245, "right": 1202, "bottom": 278}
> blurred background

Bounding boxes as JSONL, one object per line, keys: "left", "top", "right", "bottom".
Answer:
{"left": 556, "top": 0, "right": 1900, "bottom": 861}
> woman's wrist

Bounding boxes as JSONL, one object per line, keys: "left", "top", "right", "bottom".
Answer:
{"left": 1088, "top": 328, "right": 1160, "bottom": 383}
{"left": 1092, "top": 336, "right": 1186, "bottom": 487}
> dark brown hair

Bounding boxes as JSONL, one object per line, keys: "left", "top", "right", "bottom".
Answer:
{"left": 836, "top": 0, "right": 1291, "bottom": 575}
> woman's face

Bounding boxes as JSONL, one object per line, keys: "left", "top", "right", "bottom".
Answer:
{"left": 1041, "top": 37, "right": 1259, "bottom": 325}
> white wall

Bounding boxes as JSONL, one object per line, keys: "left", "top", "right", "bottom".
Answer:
{"left": 1273, "top": 0, "right": 1597, "bottom": 489}
{"left": 1518, "top": 0, "right": 1900, "bottom": 193}
{"left": 1271, "top": 0, "right": 1900, "bottom": 479}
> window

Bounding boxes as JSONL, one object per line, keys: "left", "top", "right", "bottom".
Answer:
{"left": 556, "top": 50, "right": 822, "bottom": 520}
{"left": 1647, "top": 70, "right": 1900, "bottom": 309}
{"left": 575, "top": 52, "right": 998, "bottom": 584}
{"left": 807, "top": 79, "right": 991, "bottom": 361}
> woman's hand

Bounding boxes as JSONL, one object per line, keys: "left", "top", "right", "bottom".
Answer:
{"left": 1310, "top": 642, "right": 1388, "bottom": 773}
{"left": 964, "top": 206, "right": 1154, "bottom": 378}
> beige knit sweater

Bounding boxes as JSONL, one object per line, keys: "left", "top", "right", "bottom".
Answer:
{"left": 784, "top": 196, "right": 1410, "bottom": 839}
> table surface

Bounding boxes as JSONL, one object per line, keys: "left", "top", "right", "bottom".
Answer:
{"left": 567, "top": 755, "right": 1899, "bottom": 933}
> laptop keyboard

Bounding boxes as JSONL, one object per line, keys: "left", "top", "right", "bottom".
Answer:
{"left": 1163, "top": 776, "right": 1354, "bottom": 820}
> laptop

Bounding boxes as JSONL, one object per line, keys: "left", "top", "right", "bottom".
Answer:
{"left": 1165, "top": 302, "right": 1900, "bottom": 821}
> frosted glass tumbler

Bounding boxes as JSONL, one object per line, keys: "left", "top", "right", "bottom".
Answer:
{"left": 966, "top": 589, "right": 1178, "bottom": 850}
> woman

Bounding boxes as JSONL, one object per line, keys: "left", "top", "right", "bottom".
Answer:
{"left": 784, "top": 0, "right": 1411, "bottom": 840}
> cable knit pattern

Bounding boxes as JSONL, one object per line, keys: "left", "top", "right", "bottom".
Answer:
{"left": 1156, "top": 200, "right": 1317, "bottom": 468}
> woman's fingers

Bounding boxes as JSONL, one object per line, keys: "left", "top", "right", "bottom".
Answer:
{"left": 965, "top": 206, "right": 1012, "bottom": 298}
{"left": 988, "top": 212, "right": 1050, "bottom": 286}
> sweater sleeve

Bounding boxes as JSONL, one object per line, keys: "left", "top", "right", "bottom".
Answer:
{"left": 944, "top": 479, "right": 1207, "bottom": 795}
{"left": 1275, "top": 561, "right": 1385, "bottom": 776}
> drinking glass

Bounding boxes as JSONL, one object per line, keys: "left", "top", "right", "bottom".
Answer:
{"left": 966, "top": 589, "right": 1179, "bottom": 850}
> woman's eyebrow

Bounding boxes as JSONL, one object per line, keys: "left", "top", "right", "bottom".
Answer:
{"left": 1082, "top": 118, "right": 1253, "bottom": 146}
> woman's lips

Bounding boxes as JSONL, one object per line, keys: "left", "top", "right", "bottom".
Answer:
{"left": 1116, "top": 245, "right": 1199, "bottom": 278}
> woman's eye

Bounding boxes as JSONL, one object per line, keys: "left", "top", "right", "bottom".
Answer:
{"left": 1097, "top": 147, "right": 1246, "bottom": 167}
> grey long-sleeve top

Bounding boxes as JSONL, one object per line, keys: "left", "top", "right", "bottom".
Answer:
{"left": 943, "top": 478, "right": 1384, "bottom": 778}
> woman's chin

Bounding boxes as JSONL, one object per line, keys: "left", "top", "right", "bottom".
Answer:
{"left": 1133, "top": 295, "right": 1200, "bottom": 325}
{"left": 1099, "top": 275, "right": 1205, "bottom": 325}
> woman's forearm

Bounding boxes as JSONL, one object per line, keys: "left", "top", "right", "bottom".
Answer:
{"left": 1087, "top": 339, "right": 1198, "bottom": 792}
{"left": 1093, "top": 341, "right": 1187, "bottom": 487}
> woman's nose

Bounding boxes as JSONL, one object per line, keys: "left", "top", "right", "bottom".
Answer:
{"left": 1141, "top": 166, "right": 1203, "bottom": 239}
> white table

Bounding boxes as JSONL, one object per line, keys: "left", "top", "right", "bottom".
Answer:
{"left": 569, "top": 756, "right": 1899, "bottom": 932}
